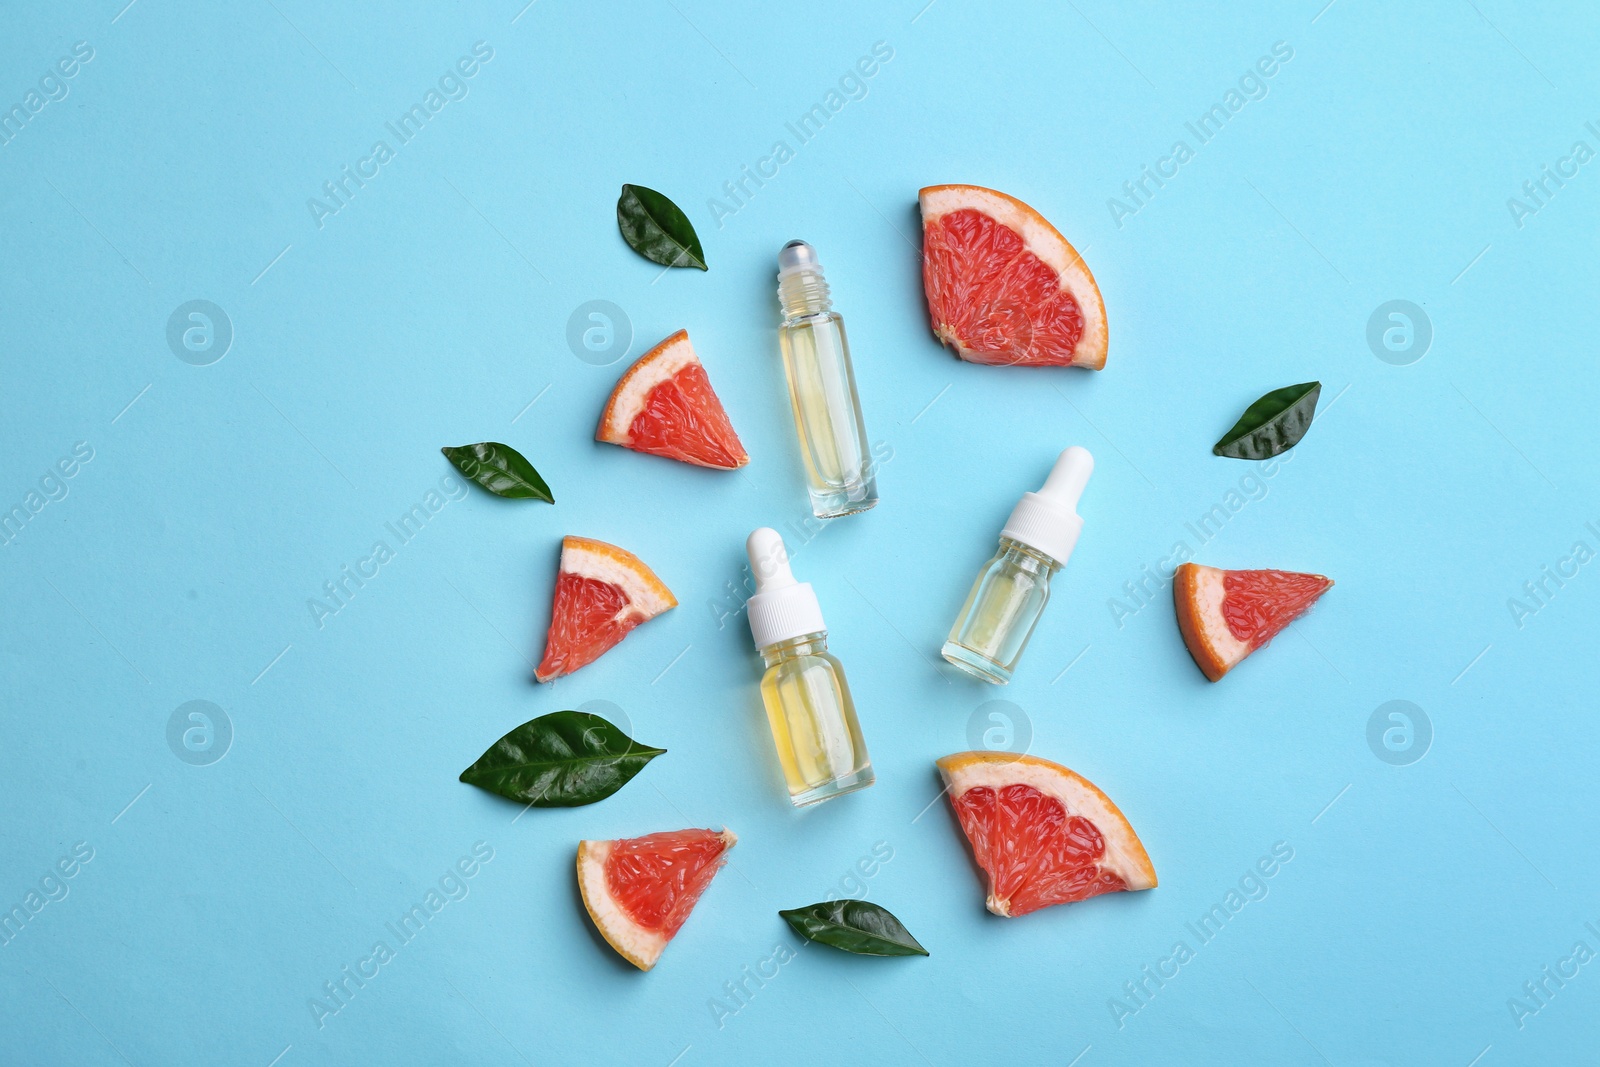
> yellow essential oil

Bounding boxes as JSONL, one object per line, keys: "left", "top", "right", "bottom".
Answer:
{"left": 759, "top": 634, "right": 873, "bottom": 804}
{"left": 776, "top": 241, "right": 878, "bottom": 519}
{"left": 943, "top": 538, "right": 1060, "bottom": 685}
{"left": 745, "top": 527, "right": 874, "bottom": 806}
{"left": 942, "top": 447, "right": 1095, "bottom": 685}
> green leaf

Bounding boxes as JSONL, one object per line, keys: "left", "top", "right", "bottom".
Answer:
{"left": 441, "top": 442, "right": 554, "bottom": 502}
{"left": 459, "top": 711, "right": 665, "bottom": 807}
{"left": 616, "top": 184, "right": 707, "bottom": 271}
{"left": 1212, "top": 381, "right": 1321, "bottom": 460}
{"left": 778, "top": 900, "right": 929, "bottom": 957}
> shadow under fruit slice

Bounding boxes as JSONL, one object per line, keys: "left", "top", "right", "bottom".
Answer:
{"left": 919, "top": 185, "right": 1108, "bottom": 369}
{"left": 1173, "top": 562, "right": 1333, "bottom": 681}
{"left": 936, "top": 752, "right": 1155, "bottom": 917}
{"left": 578, "top": 828, "right": 736, "bottom": 971}
{"left": 596, "top": 329, "right": 749, "bottom": 470}
{"left": 534, "top": 536, "right": 676, "bottom": 682}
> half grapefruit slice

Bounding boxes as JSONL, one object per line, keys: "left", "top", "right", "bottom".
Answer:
{"left": 534, "top": 536, "right": 676, "bottom": 683}
{"left": 919, "top": 185, "right": 1107, "bottom": 369}
{"left": 1173, "top": 562, "right": 1333, "bottom": 682}
{"left": 937, "top": 751, "right": 1155, "bottom": 917}
{"left": 597, "top": 329, "right": 749, "bottom": 470}
{"left": 577, "top": 827, "right": 736, "bottom": 970}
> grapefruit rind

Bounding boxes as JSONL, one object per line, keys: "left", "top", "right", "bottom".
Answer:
{"left": 936, "top": 751, "right": 1156, "bottom": 916}
{"left": 1173, "top": 562, "right": 1333, "bottom": 682}
{"left": 533, "top": 536, "right": 676, "bottom": 684}
{"left": 576, "top": 838, "right": 665, "bottom": 970}
{"left": 576, "top": 829, "right": 736, "bottom": 972}
{"left": 1173, "top": 563, "right": 1250, "bottom": 682}
{"left": 597, "top": 330, "right": 698, "bottom": 445}
{"left": 560, "top": 536, "right": 677, "bottom": 619}
{"left": 596, "top": 329, "right": 748, "bottom": 470}
{"left": 918, "top": 184, "right": 1108, "bottom": 370}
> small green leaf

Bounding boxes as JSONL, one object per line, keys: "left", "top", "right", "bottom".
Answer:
{"left": 460, "top": 711, "right": 665, "bottom": 807}
{"left": 441, "top": 442, "right": 553, "bottom": 502}
{"left": 778, "top": 900, "right": 929, "bottom": 957}
{"left": 1212, "top": 382, "right": 1321, "bottom": 460}
{"left": 617, "top": 184, "right": 707, "bottom": 271}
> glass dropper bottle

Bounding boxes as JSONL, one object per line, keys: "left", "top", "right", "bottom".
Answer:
{"left": 745, "top": 526, "right": 874, "bottom": 806}
{"left": 942, "top": 447, "right": 1094, "bottom": 684}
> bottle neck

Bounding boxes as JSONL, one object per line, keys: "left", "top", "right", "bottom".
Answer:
{"left": 996, "top": 536, "right": 1061, "bottom": 575}
{"left": 778, "top": 269, "right": 833, "bottom": 322}
{"left": 760, "top": 630, "right": 829, "bottom": 665}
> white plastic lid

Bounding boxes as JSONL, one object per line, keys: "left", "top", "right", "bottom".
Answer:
{"left": 999, "top": 446, "right": 1094, "bottom": 565}
{"left": 746, "top": 527, "right": 826, "bottom": 649}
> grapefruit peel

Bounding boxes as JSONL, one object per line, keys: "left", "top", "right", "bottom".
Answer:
{"left": 1173, "top": 562, "right": 1334, "bottom": 681}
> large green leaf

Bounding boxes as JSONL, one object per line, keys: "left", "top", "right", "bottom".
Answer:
{"left": 779, "top": 900, "right": 929, "bottom": 957}
{"left": 459, "top": 711, "right": 665, "bottom": 807}
{"left": 616, "top": 184, "right": 707, "bottom": 271}
{"left": 440, "top": 442, "right": 554, "bottom": 502}
{"left": 1212, "top": 381, "right": 1321, "bottom": 460}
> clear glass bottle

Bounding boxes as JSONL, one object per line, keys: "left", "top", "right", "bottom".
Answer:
{"left": 942, "top": 447, "right": 1094, "bottom": 685}
{"left": 776, "top": 241, "right": 878, "bottom": 519}
{"left": 746, "top": 527, "right": 874, "bottom": 806}
{"left": 942, "top": 539, "right": 1061, "bottom": 685}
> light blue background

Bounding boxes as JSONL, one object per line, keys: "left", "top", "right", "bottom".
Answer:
{"left": 3, "top": 1, "right": 1596, "bottom": 1063}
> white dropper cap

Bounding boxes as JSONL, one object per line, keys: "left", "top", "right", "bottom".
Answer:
{"left": 745, "top": 527, "right": 826, "bottom": 650}
{"left": 999, "top": 446, "right": 1094, "bottom": 565}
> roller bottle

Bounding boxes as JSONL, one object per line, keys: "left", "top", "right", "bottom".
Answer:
{"left": 775, "top": 241, "right": 878, "bottom": 519}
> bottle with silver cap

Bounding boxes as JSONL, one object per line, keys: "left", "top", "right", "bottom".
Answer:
{"left": 775, "top": 241, "right": 879, "bottom": 519}
{"left": 745, "top": 526, "right": 874, "bottom": 806}
{"left": 941, "top": 447, "right": 1094, "bottom": 685}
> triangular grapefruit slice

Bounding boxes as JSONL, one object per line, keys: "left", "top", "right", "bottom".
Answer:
{"left": 937, "top": 752, "right": 1155, "bottom": 917}
{"left": 1173, "top": 562, "right": 1333, "bottom": 681}
{"left": 577, "top": 827, "right": 736, "bottom": 970}
{"left": 597, "top": 329, "right": 749, "bottom": 470}
{"left": 534, "top": 536, "right": 676, "bottom": 683}
{"left": 919, "top": 185, "right": 1107, "bottom": 368}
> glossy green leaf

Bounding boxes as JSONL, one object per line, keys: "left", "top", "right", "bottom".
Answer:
{"left": 440, "top": 442, "right": 553, "bottom": 502}
{"left": 616, "top": 184, "right": 707, "bottom": 271}
{"left": 459, "top": 711, "right": 664, "bottom": 807}
{"left": 1212, "top": 381, "right": 1321, "bottom": 460}
{"left": 778, "top": 900, "right": 929, "bottom": 957}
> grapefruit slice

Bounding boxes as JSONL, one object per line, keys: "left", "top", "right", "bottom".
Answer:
{"left": 597, "top": 329, "right": 749, "bottom": 470}
{"left": 1173, "top": 562, "right": 1334, "bottom": 682}
{"left": 534, "top": 536, "right": 676, "bottom": 683}
{"left": 919, "top": 185, "right": 1107, "bottom": 369}
{"left": 937, "top": 751, "right": 1155, "bottom": 917}
{"left": 577, "top": 827, "right": 736, "bottom": 970}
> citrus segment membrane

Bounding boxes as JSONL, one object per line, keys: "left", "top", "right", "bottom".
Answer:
{"left": 625, "top": 360, "right": 746, "bottom": 469}
{"left": 1222, "top": 568, "right": 1334, "bottom": 648}
{"left": 535, "top": 572, "right": 637, "bottom": 681}
{"left": 951, "top": 784, "right": 1128, "bottom": 916}
{"left": 605, "top": 829, "right": 731, "bottom": 938}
